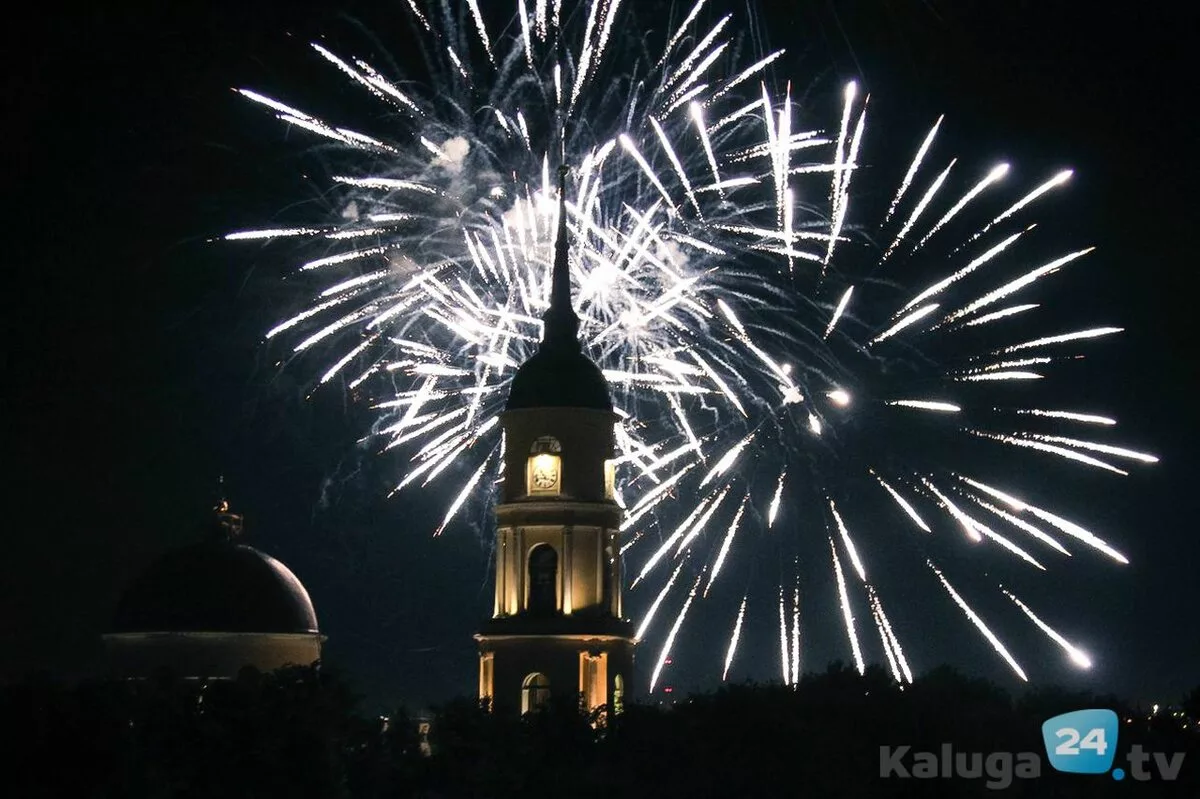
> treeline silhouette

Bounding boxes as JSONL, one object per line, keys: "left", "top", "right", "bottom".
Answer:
{"left": 2, "top": 663, "right": 1196, "bottom": 797}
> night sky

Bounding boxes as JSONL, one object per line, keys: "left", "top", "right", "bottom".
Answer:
{"left": 4, "top": 1, "right": 1197, "bottom": 712}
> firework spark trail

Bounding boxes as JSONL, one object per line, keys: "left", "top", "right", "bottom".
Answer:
{"left": 676, "top": 485, "right": 733, "bottom": 554}
{"left": 965, "top": 518, "right": 1046, "bottom": 571}
{"left": 870, "top": 303, "right": 939, "bottom": 345}
{"left": 887, "top": 400, "right": 961, "bottom": 413}
{"left": 899, "top": 228, "right": 1029, "bottom": 313}
{"left": 930, "top": 562, "right": 1027, "bottom": 681}
{"left": 956, "top": 371, "right": 1043, "bottom": 382}
{"left": 882, "top": 159, "right": 956, "bottom": 261}
{"left": 920, "top": 478, "right": 984, "bottom": 542}
{"left": 650, "top": 571, "right": 704, "bottom": 692}
{"left": 968, "top": 430, "right": 1130, "bottom": 475}
{"left": 656, "top": 0, "right": 709, "bottom": 69}
{"left": 870, "top": 586, "right": 913, "bottom": 683}
{"left": 940, "top": 247, "right": 1094, "bottom": 326}
{"left": 960, "top": 357, "right": 1052, "bottom": 375}
{"left": 767, "top": 471, "right": 785, "bottom": 527}
{"left": 871, "top": 590, "right": 902, "bottom": 683}
{"left": 1014, "top": 409, "right": 1116, "bottom": 426}
{"left": 913, "top": 163, "right": 1009, "bottom": 252}
{"left": 690, "top": 103, "right": 723, "bottom": 195}
{"left": 831, "top": 539, "right": 865, "bottom": 675}
{"left": 824, "top": 81, "right": 862, "bottom": 267}
{"left": 823, "top": 286, "right": 854, "bottom": 339}
{"left": 234, "top": 0, "right": 1157, "bottom": 690}
{"left": 960, "top": 495, "right": 1070, "bottom": 556}
{"left": 872, "top": 472, "right": 931, "bottom": 533}
{"left": 965, "top": 169, "right": 1073, "bottom": 247}
{"left": 705, "top": 496, "right": 749, "bottom": 595}
{"left": 950, "top": 303, "right": 1036, "bottom": 326}
{"left": 829, "top": 500, "right": 866, "bottom": 581}
{"left": 790, "top": 582, "right": 801, "bottom": 685}
{"left": 635, "top": 560, "right": 686, "bottom": 641}
{"left": 435, "top": 457, "right": 491, "bottom": 535}
{"left": 722, "top": 595, "right": 747, "bottom": 680}
{"left": 1024, "top": 434, "right": 1159, "bottom": 464}
{"left": 885, "top": 116, "right": 942, "bottom": 223}
{"left": 958, "top": 476, "right": 1130, "bottom": 564}
{"left": 1002, "top": 589, "right": 1092, "bottom": 668}
{"left": 777, "top": 588, "right": 789, "bottom": 683}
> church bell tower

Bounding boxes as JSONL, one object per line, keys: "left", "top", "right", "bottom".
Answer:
{"left": 475, "top": 166, "right": 634, "bottom": 715}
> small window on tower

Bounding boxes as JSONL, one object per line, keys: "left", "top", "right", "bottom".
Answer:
{"left": 522, "top": 672, "right": 551, "bottom": 714}
{"left": 604, "top": 459, "right": 616, "bottom": 499}
{"left": 527, "top": 436, "right": 562, "bottom": 495}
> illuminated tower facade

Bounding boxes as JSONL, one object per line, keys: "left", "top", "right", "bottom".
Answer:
{"left": 476, "top": 166, "right": 634, "bottom": 715}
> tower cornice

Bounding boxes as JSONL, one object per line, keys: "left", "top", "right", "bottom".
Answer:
{"left": 495, "top": 500, "right": 622, "bottom": 529}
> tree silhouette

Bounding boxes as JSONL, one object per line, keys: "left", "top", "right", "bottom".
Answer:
{"left": 2, "top": 663, "right": 1196, "bottom": 798}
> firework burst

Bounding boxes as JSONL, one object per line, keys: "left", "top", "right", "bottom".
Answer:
{"left": 228, "top": 0, "right": 1155, "bottom": 689}
{"left": 631, "top": 81, "right": 1157, "bottom": 690}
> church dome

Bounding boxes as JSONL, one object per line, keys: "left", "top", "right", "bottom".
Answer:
{"left": 506, "top": 345, "right": 612, "bottom": 411}
{"left": 112, "top": 539, "right": 319, "bottom": 635}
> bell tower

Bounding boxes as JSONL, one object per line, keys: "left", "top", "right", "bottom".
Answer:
{"left": 476, "top": 165, "right": 634, "bottom": 715}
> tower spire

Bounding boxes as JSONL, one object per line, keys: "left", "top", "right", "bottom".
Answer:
{"left": 541, "top": 164, "right": 580, "bottom": 352}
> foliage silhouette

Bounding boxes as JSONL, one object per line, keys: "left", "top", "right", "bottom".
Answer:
{"left": 2, "top": 663, "right": 1196, "bottom": 798}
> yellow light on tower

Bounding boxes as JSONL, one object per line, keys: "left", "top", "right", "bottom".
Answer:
{"left": 528, "top": 453, "right": 561, "bottom": 494}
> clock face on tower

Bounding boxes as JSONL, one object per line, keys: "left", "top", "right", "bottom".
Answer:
{"left": 528, "top": 453, "right": 561, "bottom": 493}
{"left": 532, "top": 459, "right": 558, "bottom": 489}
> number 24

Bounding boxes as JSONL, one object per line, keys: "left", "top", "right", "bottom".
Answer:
{"left": 1055, "top": 726, "right": 1108, "bottom": 756}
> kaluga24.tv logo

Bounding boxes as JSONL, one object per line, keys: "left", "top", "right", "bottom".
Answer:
{"left": 879, "top": 707, "right": 1187, "bottom": 790}
{"left": 1042, "top": 709, "right": 1186, "bottom": 783}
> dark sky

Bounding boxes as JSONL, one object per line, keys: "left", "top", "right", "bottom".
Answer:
{"left": 4, "top": 1, "right": 1196, "bottom": 712}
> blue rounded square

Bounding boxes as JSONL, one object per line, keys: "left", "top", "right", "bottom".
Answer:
{"left": 1042, "top": 708, "right": 1119, "bottom": 774}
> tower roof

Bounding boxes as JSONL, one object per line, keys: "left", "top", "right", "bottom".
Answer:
{"left": 506, "top": 165, "right": 612, "bottom": 412}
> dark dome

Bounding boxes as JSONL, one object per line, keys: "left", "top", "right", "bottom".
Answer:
{"left": 506, "top": 345, "right": 612, "bottom": 411}
{"left": 112, "top": 541, "right": 319, "bottom": 635}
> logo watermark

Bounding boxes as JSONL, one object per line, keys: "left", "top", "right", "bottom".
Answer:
{"left": 879, "top": 744, "right": 1039, "bottom": 790}
{"left": 878, "top": 707, "right": 1186, "bottom": 789}
{"left": 1043, "top": 708, "right": 1186, "bottom": 782}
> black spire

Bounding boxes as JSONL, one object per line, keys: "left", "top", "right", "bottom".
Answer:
{"left": 505, "top": 162, "right": 612, "bottom": 412}
{"left": 541, "top": 164, "right": 581, "bottom": 352}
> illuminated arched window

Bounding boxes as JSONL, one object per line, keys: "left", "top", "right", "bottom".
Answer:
{"left": 527, "top": 544, "right": 558, "bottom": 614}
{"left": 613, "top": 674, "right": 625, "bottom": 715}
{"left": 527, "top": 436, "right": 562, "bottom": 495}
{"left": 522, "top": 672, "right": 551, "bottom": 713}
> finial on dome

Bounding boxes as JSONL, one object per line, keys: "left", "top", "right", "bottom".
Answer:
{"left": 541, "top": 163, "right": 581, "bottom": 352}
{"left": 207, "top": 475, "right": 243, "bottom": 542}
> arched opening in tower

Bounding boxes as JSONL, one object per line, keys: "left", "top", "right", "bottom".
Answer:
{"left": 527, "top": 544, "right": 559, "bottom": 614}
